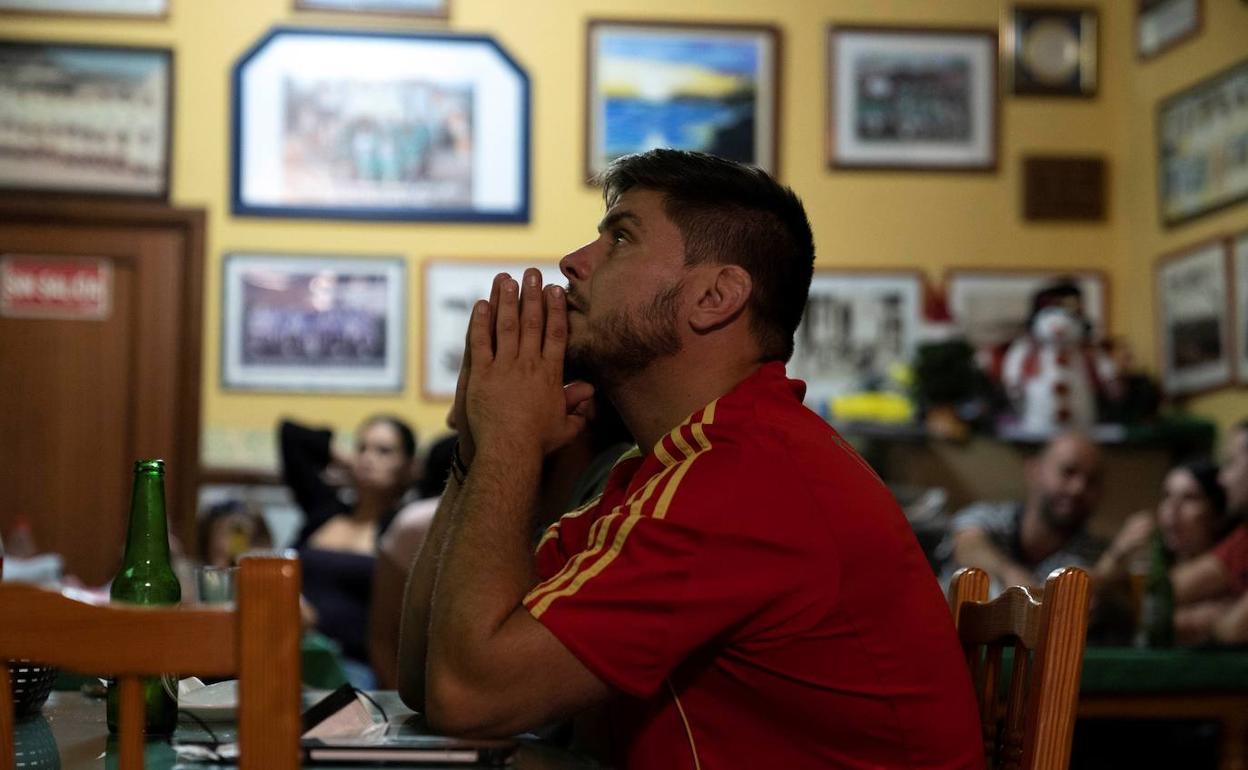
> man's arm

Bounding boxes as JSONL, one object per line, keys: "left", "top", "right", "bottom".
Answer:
{"left": 396, "top": 478, "right": 463, "bottom": 708}
{"left": 952, "top": 528, "right": 1038, "bottom": 590}
{"left": 423, "top": 272, "right": 609, "bottom": 736}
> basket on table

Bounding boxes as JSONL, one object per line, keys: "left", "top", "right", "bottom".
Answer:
{"left": 7, "top": 661, "right": 58, "bottom": 719}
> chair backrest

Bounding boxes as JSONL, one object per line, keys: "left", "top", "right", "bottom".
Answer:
{"left": 947, "top": 566, "right": 1090, "bottom": 770}
{"left": 0, "top": 555, "right": 302, "bottom": 770}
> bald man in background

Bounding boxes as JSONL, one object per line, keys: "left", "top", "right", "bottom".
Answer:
{"left": 939, "top": 432, "right": 1107, "bottom": 595}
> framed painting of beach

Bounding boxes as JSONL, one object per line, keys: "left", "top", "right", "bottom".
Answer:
{"left": 585, "top": 20, "right": 779, "bottom": 180}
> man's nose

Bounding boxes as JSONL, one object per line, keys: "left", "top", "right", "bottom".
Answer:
{"left": 560, "top": 240, "right": 596, "bottom": 283}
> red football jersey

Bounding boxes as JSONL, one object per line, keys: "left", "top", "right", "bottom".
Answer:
{"left": 524, "top": 363, "right": 984, "bottom": 770}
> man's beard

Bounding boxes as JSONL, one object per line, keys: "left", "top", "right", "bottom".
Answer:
{"left": 565, "top": 283, "right": 683, "bottom": 386}
{"left": 1037, "top": 493, "right": 1087, "bottom": 537}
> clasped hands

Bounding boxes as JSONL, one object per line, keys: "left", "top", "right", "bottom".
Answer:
{"left": 450, "top": 269, "right": 595, "bottom": 469}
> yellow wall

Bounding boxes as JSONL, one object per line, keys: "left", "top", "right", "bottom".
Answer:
{"left": 1108, "top": 0, "right": 1248, "bottom": 443}
{"left": 2, "top": 0, "right": 1242, "bottom": 468}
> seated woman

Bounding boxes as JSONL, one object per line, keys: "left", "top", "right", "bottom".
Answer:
{"left": 1096, "top": 459, "right": 1231, "bottom": 643}
{"left": 280, "top": 415, "right": 417, "bottom": 688}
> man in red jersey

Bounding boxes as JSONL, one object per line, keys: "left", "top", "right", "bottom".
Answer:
{"left": 398, "top": 150, "right": 984, "bottom": 769}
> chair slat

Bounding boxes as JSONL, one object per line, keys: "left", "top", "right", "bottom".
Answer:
{"left": 0, "top": 556, "right": 301, "bottom": 770}
{"left": 947, "top": 566, "right": 1090, "bottom": 770}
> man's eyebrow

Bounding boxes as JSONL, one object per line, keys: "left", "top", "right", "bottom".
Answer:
{"left": 597, "top": 210, "right": 642, "bottom": 233}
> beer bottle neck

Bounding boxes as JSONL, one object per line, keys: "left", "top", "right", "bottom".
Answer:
{"left": 122, "top": 470, "right": 171, "bottom": 566}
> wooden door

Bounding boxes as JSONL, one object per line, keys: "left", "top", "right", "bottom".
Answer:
{"left": 0, "top": 200, "right": 204, "bottom": 586}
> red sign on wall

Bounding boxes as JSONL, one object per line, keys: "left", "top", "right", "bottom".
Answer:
{"left": 0, "top": 255, "right": 112, "bottom": 320}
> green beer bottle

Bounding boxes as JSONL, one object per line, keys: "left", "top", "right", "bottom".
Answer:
{"left": 106, "top": 459, "right": 181, "bottom": 735}
{"left": 1135, "top": 530, "right": 1175, "bottom": 649}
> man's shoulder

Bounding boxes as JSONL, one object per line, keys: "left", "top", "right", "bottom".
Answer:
{"left": 950, "top": 500, "right": 1022, "bottom": 532}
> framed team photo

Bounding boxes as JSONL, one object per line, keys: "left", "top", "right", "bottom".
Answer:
{"left": 231, "top": 27, "right": 529, "bottom": 222}
{"left": 221, "top": 253, "right": 406, "bottom": 393}
{"left": 827, "top": 25, "right": 998, "bottom": 171}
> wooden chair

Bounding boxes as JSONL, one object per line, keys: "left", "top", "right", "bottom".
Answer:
{"left": 947, "top": 566, "right": 1091, "bottom": 770}
{"left": 0, "top": 555, "right": 302, "bottom": 770}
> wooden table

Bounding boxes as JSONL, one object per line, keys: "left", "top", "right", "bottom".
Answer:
{"left": 1077, "top": 647, "right": 1248, "bottom": 770}
{"left": 18, "top": 690, "right": 602, "bottom": 769}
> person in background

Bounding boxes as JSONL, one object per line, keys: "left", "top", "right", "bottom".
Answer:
{"left": 1170, "top": 420, "right": 1248, "bottom": 645}
{"left": 196, "top": 499, "right": 274, "bottom": 569}
{"left": 938, "top": 431, "right": 1106, "bottom": 595}
{"left": 1089, "top": 459, "right": 1230, "bottom": 644}
{"left": 279, "top": 415, "right": 417, "bottom": 688}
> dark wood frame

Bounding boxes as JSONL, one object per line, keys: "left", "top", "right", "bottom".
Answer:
{"left": 583, "top": 18, "right": 782, "bottom": 185}
{"left": 0, "top": 39, "right": 174, "bottom": 201}
{"left": 1157, "top": 56, "right": 1248, "bottom": 228}
{"left": 219, "top": 251, "right": 407, "bottom": 394}
{"left": 420, "top": 257, "right": 561, "bottom": 400}
{"left": 0, "top": 0, "right": 167, "bottom": 19}
{"left": 1136, "top": 0, "right": 1203, "bottom": 61}
{"left": 293, "top": 0, "right": 448, "bottom": 19}
{"left": 1153, "top": 236, "right": 1234, "bottom": 398}
{"left": 1021, "top": 155, "right": 1107, "bottom": 221}
{"left": 826, "top": 24, "right": 999, "bottom": 173}
{"left": 0, "top": 197, "right": 205, "bottom": 552}
{"left": 231, "top": 26, "right": 530, "bottom": 223}
{"left": 1006, "top": 5, "right": 1099, "bottom": 97}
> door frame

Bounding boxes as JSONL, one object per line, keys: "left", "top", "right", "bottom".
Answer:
{"left": 0, "top": 197, "right": 205, "bottom": 548}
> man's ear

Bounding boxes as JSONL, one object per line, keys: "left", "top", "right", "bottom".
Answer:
{"left": 689, "top": 265, "right": 751, "bottom": 333}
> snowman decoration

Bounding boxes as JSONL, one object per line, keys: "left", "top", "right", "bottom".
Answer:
{"left": 1000, "top": 305, "right": 1116, "bottom": 435}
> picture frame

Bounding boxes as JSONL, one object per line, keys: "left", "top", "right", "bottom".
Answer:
{"left": 1136, "top": 0, "right": 1202, "bottom": 60}
{"left": 220, "top": 253, "right": 406, "bottom": 393}
{"left": 787, "top": 269, "right": 925, "bottom": 407}
{"left": 1157, "top": 57, "right": 1248, "bottom": 227}
{"left": 0, "top": 40, "right": 173, "bottom": 198}
{"left": 423, "top": 259, "right": 561, "bottom": 399}
{"left": 1234, "top": 230, "right": 1248, "bottom": 383}
{"left": 0, "top": 0, "right": 166, "bottom": 17}
{"left": 1006, "top": 5, "right": 1098, "bottom": 97}
{"left": 231, "top": 27, "right": 530, "bottom": 223}
{"left": 826, "top": 25, "right": 998, "bottom": 172}
{"left": 944, "top": 269, "right": 1109, "bottom": 350}
{"left": 1154, "top": 238, "right": 1233, "bottom": 396}
{"left": 294, "top": 0, "right": 447, "bottom": 18}
{"left": 585, "top": 19, "right": 779, "bottom": 181}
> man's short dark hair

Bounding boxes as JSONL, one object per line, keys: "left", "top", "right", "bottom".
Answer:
{"left": 595, "top": 149, "right": 815, "bottom": 362}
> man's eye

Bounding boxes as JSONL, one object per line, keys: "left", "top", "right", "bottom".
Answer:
{"left": 611, "top": 229, "right": 628, "bottom": 244}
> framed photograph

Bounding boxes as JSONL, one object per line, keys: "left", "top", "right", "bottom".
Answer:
{"left": 423, "top": 260, "right": 560, "bottom": 399}
{"left": 294, "top": 0, "right": 447, "bottom": 18}
{"left": 787, "top": 270, "right": 925, "bottom": 406}
{"left": 1006, "top": 6, "right": 1098, "bottom": 97}
{"left": 1137, "top": 0, "right": 1201, "bottom": 60}
{"left": 0, "top": 40, "right": 172, "bottom": 198}
{"left": 221, "top": 253, "right": 406, "bottom": 393}
{"left": 826, "top": 25, "right": 998, "bottom": 171}
{"left": 585, "top": 20, "right": 779, "bottom": 180}
{"left": 1157, "top": 57, "right": 1248, "bottom": 227}
{"left": 1155, "top": 239, "right": 1233, "bottom": 396}
{"left": 0, "top": 0, "right": 166, "bottom": 16}
{"left": 231, "top": 27, "right": 529, "bottom": 222}
{"left": 1234, "top": 231, "right": 1248, "bottom": 383}
{"left": 944, "top": 269, "right": 1108, "bottom": 349}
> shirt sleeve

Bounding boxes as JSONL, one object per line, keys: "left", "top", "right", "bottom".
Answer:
{"left": 278, "top": 419, "right": 342, "bottom": 544}
{"left": 522, "top": 448, "right": 823, "bottom": 698}
{"left": 1214, "top": 526, "right": 1248, "bottom": 595}
{"left": 950, "top": 502, "right": 1016, "bottom": 538}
